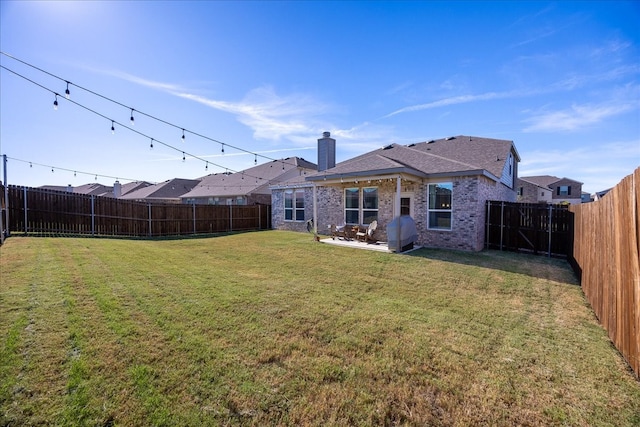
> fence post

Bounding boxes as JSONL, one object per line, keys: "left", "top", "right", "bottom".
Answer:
{"left": 485, "top": 201, "right": 490, "bottom": 249}
{"left": 23, "top": 187, "right": 28, "bottom": 233}
{"left": 148, "top": 203, "right": 152, "bottom": 237}
{"left": 192, "top": 203, "right": 196, "bottom": 235}
{"left": 91, "top": 195, "right": 95, "bottom": 236}
{"left": 229, "top": 204, "right": 233, "bottom": 232}
{"left": 499, "top": 201, "right": 504, "bottom": 251}
{"left": 3, "top": 155, "right": 9, "bottom": 237}
{"left": 548, "top": 204, "right": 553, "bottom": 257}
{"left": 258, "top": 205, "right": 261, "bottom": 230}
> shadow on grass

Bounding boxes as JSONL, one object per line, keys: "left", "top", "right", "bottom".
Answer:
{"left": 405, "top": 247, "right": 579, "bottom": 285}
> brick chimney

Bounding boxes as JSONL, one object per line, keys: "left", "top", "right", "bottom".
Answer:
{"left": 317, "top": 131, "right": 336, "bottom": 172}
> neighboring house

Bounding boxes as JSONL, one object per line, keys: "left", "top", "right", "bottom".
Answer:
{"left": 181, "top": 157, "right": 317, "bottom": 205}
{"left": 272, "top": 133, "right": 520, "bottom": 251}
{"left": 517, "top": 175, "right": 583, "bottom": 205}
{"left": 40, "top": 181, "right": 153, "bottom": 198}
{"left": 120, "top": 178, "right": 200, "bottom": 203}
{"left": 593, "top": 188, "right": 612, "bottom": 201}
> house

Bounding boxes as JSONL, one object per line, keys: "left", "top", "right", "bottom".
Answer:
{"left": 517, "top": 175, "right": 583, "bottom": 205}
{"left": 181, "top": 157, "right": 317, "bottom": 205}
{"left": 40, "top": 181, "right": 153, "bottom": 198}
{"left": 120, "top": 178, "right": 200, "bottom": 203}
{"left": 272, "top": 133, "right": 520, "bottom": 251}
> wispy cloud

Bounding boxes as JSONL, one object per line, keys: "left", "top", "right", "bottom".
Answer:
{"left": 383, "top": 90, "right": 521, "bottom": 118}
{"left": 89, "top": 68, "right": 334, "bottom": 143}
{"left": 519, "top": 139, "right": 640, "bottom": 192}
{"left": 523, "top": 99, "right": 636, "bottom": 133}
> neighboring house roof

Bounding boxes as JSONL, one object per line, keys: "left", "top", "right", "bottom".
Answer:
{"left": 121, "top": 181, "right": 153, "bottom": 196}
{"left": 183, "top": 157, "right": 317, "bottom": 199}
{"left": 306, "top": 135, "right": 519, "bottom": 182}
{"left": 519, "top": 175, "right": 583, "bottom": 188}
{"left": 39, "top": 185, "right": 70, "bottom": 192}
{"left": 120, "top": 178, "right": 200, "bottom": 201}
{"left": 72, "top": 183, "right": 113, "bottom": 197}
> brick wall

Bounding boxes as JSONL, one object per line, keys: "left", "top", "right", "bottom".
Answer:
{"left": 273, "top": 175, "right": 516, "bottom": 251}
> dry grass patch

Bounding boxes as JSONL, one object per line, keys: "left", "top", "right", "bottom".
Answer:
{"left": 1, "top": 231, "right": 639, "bottom": 426}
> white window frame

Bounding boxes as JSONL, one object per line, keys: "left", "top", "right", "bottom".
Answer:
{"left": 284, "top": 189, "right": 305, "bottom": 222}
{"left": 427, "top": 182, "right": 453, "bottom": 231}
{"left": 344, "top": 187, "right": 378, "bottom": 225}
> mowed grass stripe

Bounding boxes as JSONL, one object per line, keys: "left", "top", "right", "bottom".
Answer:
{"left": 1, "top": 231, "right": 639, "bottom": 426}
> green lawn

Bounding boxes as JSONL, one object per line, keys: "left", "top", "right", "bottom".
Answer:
{"left": 1, "top": 231, "right": 638, "bottom": 426}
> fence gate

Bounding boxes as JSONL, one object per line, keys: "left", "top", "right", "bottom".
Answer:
{"left": 485, "top": 201, "right": 571, "bottom": 257}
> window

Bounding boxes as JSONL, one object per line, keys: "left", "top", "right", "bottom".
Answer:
{"left": 362, "top": 187, "right": 378, "bottom": 224}
{"left": 557, "top": 185, "right": 571, "bottom": 196}
{"left": 517, "top": 187, "right": 523, "bottom": 196}
{"left": 345, "top": 188, "right": 359, "bottom": 224}
{"left": 428, "top": 183, "right": 452, "bottom": 230}
{"left": 284, "top": 189, "right": 305, "bottom": 221}
{"left": 344, "top": 187, "right": 378, "bottom": 224}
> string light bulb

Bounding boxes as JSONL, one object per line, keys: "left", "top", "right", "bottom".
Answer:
{"left": 130, "top": 109, "right": 135, "bottom": 126}
{"left": 254, "top": 154, "right": 257, "bottom": 165}
{"left": 182, "top": 152, "right": 186, "bottom": 162}
{"left": 111, "top": 120, "right": 115, "bottom": 134}
{"left": 150, "top": 138, "right": 154, "bottom": 149}
{"left": 181, "top": 129, "right": 185, "bottom": 143}
{"left": 51, "top": 167, "right": 54, "bottom": 173}
{"left": 221, "top": 143, "right": 225, "bottom": 154}
{"left": 53, "top": 94, "right": 58, "bottom": 110}
{"left": 65, "top": 82, "right": 70, "bottom": 99}
{"left": 205, "top": 161, "right": 208, "bottom": 171}
{"left": 30, "top": 162, "right": 32, "bottom": 168}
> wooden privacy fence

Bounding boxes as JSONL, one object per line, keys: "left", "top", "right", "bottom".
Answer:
{"left": 485, "top": 201, "right": 571, "bottom": 257}
{"left": 2, "top": 185, "right": 271, "bottom": 238}
{"left": 569, "top": 167, "right": 639, "bottom": 379}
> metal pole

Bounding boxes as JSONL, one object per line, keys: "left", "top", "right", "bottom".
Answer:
{"left": 396, "top": 176, "right": 402, "bottom": 252}
{"left": 547, "top": 204, "right": 552, "bottom": 257}
{"left": 23, "top": 186, "right": 27, "bottom": 233}
{"left": 499, "top": 201, "right": 504, "bottom": 251}
{"left": 91, "top": 195, "right": 95, "bottom": 236}
{"left": 3, "top": 154, "right": 9, "bottom": 237}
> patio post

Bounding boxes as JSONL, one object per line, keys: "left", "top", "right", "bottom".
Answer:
{"left": 395, "top": 175, "right": 402, "bottom": 252}
{"left": 312, "top": 183, "right": 318, "bottom": 235}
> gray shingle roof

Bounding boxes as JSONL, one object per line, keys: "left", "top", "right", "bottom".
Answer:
{"left": 182, "top": 157, "right": 317, "bottom": 198}
{"left": 120, "top": 178, "right": 200, "bottom": 200}
{"left": 307, "top": 135, "right": 518, "bottom": 182}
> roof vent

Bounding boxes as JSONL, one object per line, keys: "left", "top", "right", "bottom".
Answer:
{"left": 445, "top": 136, "right": 456, "bottom": 140}
{"left": 408, "top": 143, "right": 416, "bottom": 147}
{"left": 427, "top": 140, "right": 435, "bottom": 144}
{"left": 382, "top": 144, "right": 394, "bottom": 150}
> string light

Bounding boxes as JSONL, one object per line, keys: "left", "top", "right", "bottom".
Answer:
{"left": 1, "top": 57, "right": 306, "bottom": 188}
{"left": 65, "top": 81, "right": 70, "bottom": 99}
{"left": 130, "top": 108, "right": 135, "bottom": 126}
{"left": 51, "top": 167, "right": 54, "bottom": 173}
{"left": 221, "top": 143, "right": 225, "bottom": 154}
{"left": 205, "top": 161, "right": 208, "bottom": 171}
{"left": 182, "top": 152, "right": 186, "bottom": 162}
{"left": 1, "top": 52, "right": 306, "bottom": 172}
{"left": 53, "top": 94, "right": 58, "bottom": 110}
{"left": 150, "top": 138, "right": 154, "bottom": 149}
{"left": 29, "top": 162, "right": 32, "bottom": 168}
{"left": 254, "top": 154, "right": 257, "bottom": 165}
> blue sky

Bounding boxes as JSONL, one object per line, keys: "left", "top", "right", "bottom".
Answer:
{"left": 1, "top": 1, "right": 638, "bottom": 194}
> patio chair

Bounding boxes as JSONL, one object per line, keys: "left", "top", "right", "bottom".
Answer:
{"left": 331, "top": 223, "right": 349, "bottom": 240}
{"left": 355, "top": 220, "right": 378, "bottom": 243}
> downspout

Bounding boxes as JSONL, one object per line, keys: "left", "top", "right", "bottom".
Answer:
{"left": 396, "top": 175, "right": 402, "bottom": 252}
